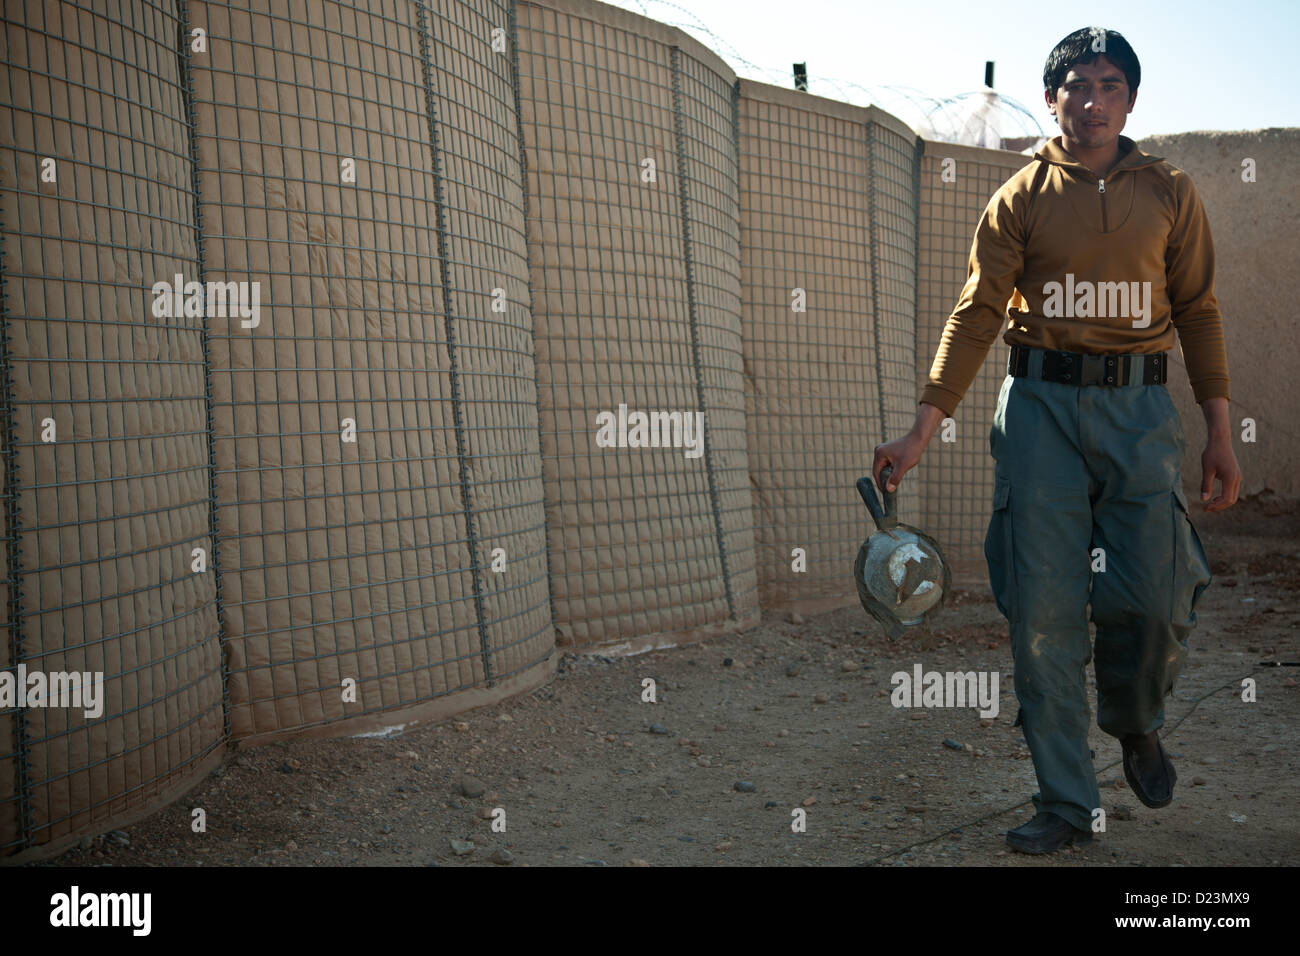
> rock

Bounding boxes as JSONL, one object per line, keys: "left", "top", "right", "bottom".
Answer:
{"left": 778, "top": 729, "right": 789, "bottom": 737}
{"left": 813, "top": 693, "right": 829, "bottom": 704}
{"left": 79, "top": 836, "right": 93, "bottom": 851}
{"left": 498, "top": 714, "right": 513, "bottom": 722}
{"left": 1112, "top": 805, "right": 1135, "bottom": 821}
{"left": 648, "top": 723, "right": 670, "bottom": 735}
{"left": 785, "top": 662, "right": 802, "bottom": 677}
{"left": 787, "top": 612, "right": 806, "bottom": 624}
{"left": 1192, "top": 776, "right": 1208, "bottom": 786}
{"left": 450, "top": 839, "right": 476, "bottom": 856}
{"left": 734, "top": 781, "right": 756, "bottom": 793}
{"left": 714, "top": 842, "right": 733, "bottom": 852}
{"left": 801, "top": 796, "right": 817, "bottom": 807}
{"left": 1199, "top": 756, "right": 1216, "bottom": 765}
{"left": 211, "top": 765, "right": 226, "bottom": 778}
{"left": 108, "top": 830, "right": 130, "bottom": 847}
{"left": 723, "top": 657, "right": 734, "bottom": 667}
{"left": 626, "top": 858, "right": 650, "bottom": 867}
{"left": 489, "top": 849, "right": 514, "bottom": 865}
{"left": 942, "top": 738, "right": 963, "bottom": 750}
{"left": 841, "top": 660, "right": 860, "bottom": 672}
{"left": 979, "top": 719, "right": 993, "bottom": 728}
{"left": 786, "top": 691, "right": 801, "bottom": 698}
{"left": 477, "top": 807, "right": 495, "bottom": 820}
{"left": 381, "top": 824, "right": 393, "bottom": 834}
{"left": 285, "top": 840, "right": 298, "bottom": 851}
{"left": 457, "top": 776, "right": 487, "bottom": 798}
{"left": 401, "top": 750, "right": 418, "bottom": 759}
{"left": 764, "top": 801, "right": 779, "bottom": 808}
{"left": 1284, "top": 678, "right": 1297, "bottom": 688}
{"left": 454, "top": 721, "right": 470, "bottom": 732}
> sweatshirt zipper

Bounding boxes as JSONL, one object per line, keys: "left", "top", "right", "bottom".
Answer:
{"left": 1098, "top": 177, "right": 1108, "bottom": 231}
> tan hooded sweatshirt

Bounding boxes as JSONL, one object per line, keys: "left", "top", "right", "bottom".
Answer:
{"left": 920, "top": 135, "right": 1230, "bottom": 418}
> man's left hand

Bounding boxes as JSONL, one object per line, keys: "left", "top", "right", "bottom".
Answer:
{"left": 1200, "top": 437, "right": 1241, "bottom": 512}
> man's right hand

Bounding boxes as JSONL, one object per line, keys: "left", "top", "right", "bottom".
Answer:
{"left": 872, "top": 402, "right": 947, "bottom": 492}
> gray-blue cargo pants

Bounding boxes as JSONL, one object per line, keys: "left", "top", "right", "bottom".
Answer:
{"left": 984, "top": 348, "right": 1213, "bottom": 831}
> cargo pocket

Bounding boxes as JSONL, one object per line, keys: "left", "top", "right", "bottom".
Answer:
{"left": 1172, "top": 486, "right": 1213, "bottom": 628}
{"left": 984, "top": 472, "right": 1017, "bottom": 623}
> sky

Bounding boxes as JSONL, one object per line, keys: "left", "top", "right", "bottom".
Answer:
{"left": 610, "top": 0, "right": 1300, "bottom": 140}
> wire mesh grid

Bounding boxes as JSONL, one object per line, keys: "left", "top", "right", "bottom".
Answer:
{"left": 423, "top": 0, "right": 553, "bottom": 685}
{"left": 736, "top": 83, "right": 922, "bottom": 607}
{"left": 866, "top": 117, "right": 922, "bottom": 464}
{"left": 188, "top": 0, "right": 551, "bottom": 739}
{"left": 915, "top": 141, "right": 1029, "bottom": 571}
{"left": 0, "top": 0, "right": 224, "bottom": 852}
{"left": 514, "top": 1, "right": 755, "bottom": 646}
{"left": 671, "top": 47, "right": 757, "bottom": 620}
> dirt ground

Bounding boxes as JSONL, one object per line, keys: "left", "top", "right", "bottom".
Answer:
{"left": 36, "top": 492, "right": 1300, "bottom": 867}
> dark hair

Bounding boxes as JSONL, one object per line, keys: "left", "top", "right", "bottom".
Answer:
{"left": 1043, "top": 27, "right": 1140, "bottom": 102}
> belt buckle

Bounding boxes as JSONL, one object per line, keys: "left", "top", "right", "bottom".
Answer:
{"left": 1077, "top": 354, "right": 1106, "bottom": 387}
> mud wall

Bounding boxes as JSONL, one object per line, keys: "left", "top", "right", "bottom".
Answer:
{"left": 1136, "top": 129, "right": 1298, "bottom": 499}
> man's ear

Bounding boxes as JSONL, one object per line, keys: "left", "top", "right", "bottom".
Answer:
{"left": 1127, "top": 90, "right": 1137, "bottom": 113}
{"left": 1044, "top": 88, "right": 1057, "bottom": 115}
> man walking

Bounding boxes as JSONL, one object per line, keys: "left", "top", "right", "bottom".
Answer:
{"left": 872, "top": 27, "right": 1241, "bottom": 854}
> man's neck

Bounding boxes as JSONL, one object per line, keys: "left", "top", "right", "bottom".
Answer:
{"left": 1061, "top": 136, "right": 1129, "bottom": 179}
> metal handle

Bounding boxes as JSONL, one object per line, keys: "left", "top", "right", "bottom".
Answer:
{"left": 856, "top": 464, "right": 898, "bottom": 531}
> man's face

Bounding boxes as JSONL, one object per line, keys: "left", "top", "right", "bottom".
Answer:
{"left": 1045, "top": 55, "right": 1136, "bottom": 150}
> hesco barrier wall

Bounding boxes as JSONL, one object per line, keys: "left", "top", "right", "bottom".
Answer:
{"left": 0, "top": 0, "right": 225, "bottom": 855}
{"left": 187, "top": 0, "right": 553, "bottom": 743}
{"left": 515, "top": 0, "right": 758, "bottom": 649}
{"left": 736, "top": 81, "right": 921, "bottom": 610}
{"left": 3, "top": 0, "right": 1293, "bottom": 860}
{"left": 915, "top": 141, "right": 1028, "bottom": 578}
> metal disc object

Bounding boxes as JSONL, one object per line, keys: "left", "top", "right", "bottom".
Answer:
{"left": 852, "top": 466, "right": 951, "bottom": 638}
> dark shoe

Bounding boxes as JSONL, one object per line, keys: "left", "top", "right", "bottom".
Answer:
{"left": 1005, "top": 811, "right": 1093, "bottom": 854}
{"left": 1121, "top": 732, "right": 1176, "bottom": 808}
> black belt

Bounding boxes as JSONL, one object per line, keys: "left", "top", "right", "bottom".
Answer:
{"left": 1008, "top": 344, "right": 1168, "bottom": 387}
